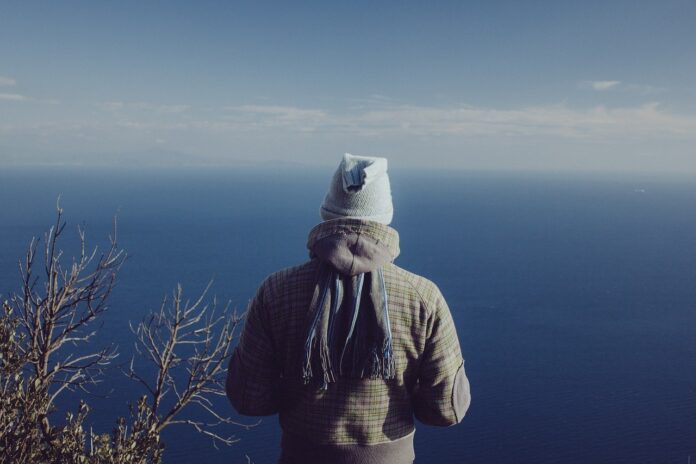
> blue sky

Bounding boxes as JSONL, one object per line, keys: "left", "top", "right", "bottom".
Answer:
{"left": 1, "top": 0, "right": 695, "bottom": 171}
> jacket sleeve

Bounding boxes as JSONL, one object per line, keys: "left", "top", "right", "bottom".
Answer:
{"left": 412, "top": 288, "right": 471, "bottom": 426}
{"left": 226, "top": 281, "right": 280, "bottom": 416}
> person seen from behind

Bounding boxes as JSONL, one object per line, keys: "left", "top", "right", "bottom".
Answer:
{"left": 226, "top": 153, "right": 471, "bottom": 463}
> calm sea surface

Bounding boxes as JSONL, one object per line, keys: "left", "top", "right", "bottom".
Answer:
{"left": 1, "top": 167, "right": 695, "bottom": 463}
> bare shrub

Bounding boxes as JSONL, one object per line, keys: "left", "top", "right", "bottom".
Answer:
{"left": 0, "top": 204, "right": 248, "bottom": 463}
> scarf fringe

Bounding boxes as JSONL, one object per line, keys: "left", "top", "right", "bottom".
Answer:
{"left": 359, "top": 338, "right": 395, "bottom": 380}
{"left": 302, "top": 266, "right": 396, "bottom": 390}
{"left": 302, "top": 269, "right": 332, "bottom": 385}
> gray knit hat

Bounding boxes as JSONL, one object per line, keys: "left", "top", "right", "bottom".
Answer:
{"left": 320, "top": 153, "right": 393, "bottom": 225}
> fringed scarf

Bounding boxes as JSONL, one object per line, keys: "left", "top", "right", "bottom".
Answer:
{"left": 301, "top": 220, "right": 400, "bottom": 390}
{"left": 302, "top": 264, "right": 395, "bottom": 390}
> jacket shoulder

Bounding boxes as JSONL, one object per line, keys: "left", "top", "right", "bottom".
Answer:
{"left": 384, "top": 264, "right": 445, "bottom": 316}
{"left": 256, "top": 260, "right": 317, "bottom": 300}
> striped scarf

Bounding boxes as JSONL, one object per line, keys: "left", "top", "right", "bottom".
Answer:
{"left": 301, "top": 262, "right": 395, "bottom": 390}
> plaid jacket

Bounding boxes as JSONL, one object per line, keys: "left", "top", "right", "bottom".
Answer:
{"left": 226, "top": 219, "right": 470, "bottom": 455}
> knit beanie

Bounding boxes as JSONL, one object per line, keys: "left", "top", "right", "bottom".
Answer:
{"left": 320, "top": 153, "right": 393, "bottom": 225}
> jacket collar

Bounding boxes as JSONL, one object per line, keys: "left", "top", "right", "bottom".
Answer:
{"left": 307, "top": 218, "right": 400, "bottom": 274}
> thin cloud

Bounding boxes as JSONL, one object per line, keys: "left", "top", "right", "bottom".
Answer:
{"left": 76, "top": 99, "right": 696, "bottom": 140}
{"left": 581, "top": 80, "right": 667, "bottom": 95}
{"left": 98, "top": 100, "right": 190, "bottom": 113}
{"left": 0, "top": 93, "right": 28, "bottom": 101}
{"left": 0, "top": 76, "right": 16, "bottom": 86}
{"left": 226, "top": 105, "right": 329, "bottom": 131}
{"left": 585, "top": 80, "right": 622, "bottom": 91}
{"left": 4, "top": 102, "right": 696, "bottom": 149}
{"left": 0, "top": 93, "right": 59, "bottom": 104}
{"left": 229, "top": 105, "right": 327, "bottom": 120}
{"left": 223, "top": 102, "right": 696, "bottom": 139}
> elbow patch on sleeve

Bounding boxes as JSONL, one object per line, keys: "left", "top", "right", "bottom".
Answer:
{"left": 452, "top": 361, "right": 471, "bottom": 423}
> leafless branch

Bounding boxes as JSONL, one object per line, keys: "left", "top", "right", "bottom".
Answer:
{"left": 2, "top": 202, "right": 254, "bottom": 462}
{"left": 124, "top": 282, "right": 253, "bottom": 447}
{"left": 5, "top": 202, "right": 126, "bottom": 420}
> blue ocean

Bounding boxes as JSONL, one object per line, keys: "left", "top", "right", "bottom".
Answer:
{"left": 1, "top": 167, "right": 695, "bottom": 463}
